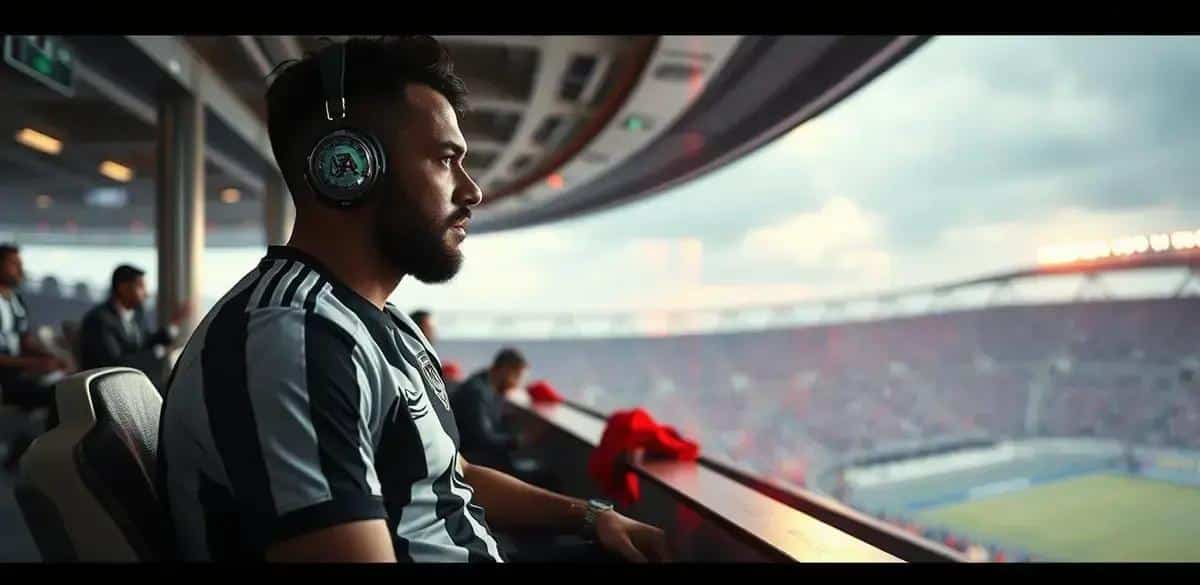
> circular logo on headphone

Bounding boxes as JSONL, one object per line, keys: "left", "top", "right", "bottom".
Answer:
{"left": 309, "top": 131, "right": 376, "bottom": 197}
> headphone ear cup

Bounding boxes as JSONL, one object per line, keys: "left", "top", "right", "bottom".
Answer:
{"left": 305, "top": 129, "right": 384, "bottom": 207}
{"left": 366, "top": 132, "right": 387, "bottom": 183}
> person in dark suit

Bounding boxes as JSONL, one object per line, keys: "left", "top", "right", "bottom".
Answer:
{"left": 450, "top": 348, "right": 555, "bottom": 491}
{"left": 79, "top": 264, "right": 191, "bottom": 386}
{"left": 450, "top": 347, "right": 527, "bottom": 470}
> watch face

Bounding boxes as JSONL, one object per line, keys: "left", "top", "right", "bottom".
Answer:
{"left": 588, "top": 499, "right": 614, "bottom": 511}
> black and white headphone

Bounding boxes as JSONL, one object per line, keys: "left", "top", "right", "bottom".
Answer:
{"left": 302, "top": 42, "right": 387, "bottom": 208}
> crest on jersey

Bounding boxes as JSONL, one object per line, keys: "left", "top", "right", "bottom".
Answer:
{"left": 418, "top": 351, "right": 451, "bottom": 410}
{"left": 400, "top": 381, "right": 429, "bottom": 420}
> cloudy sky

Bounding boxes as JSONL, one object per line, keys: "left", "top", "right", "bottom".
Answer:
{"left": 392, "top": 35, "right": 1200, "bottom": 313}
{"left": 22, "top": 36, "right": 1200, "bottom": 315}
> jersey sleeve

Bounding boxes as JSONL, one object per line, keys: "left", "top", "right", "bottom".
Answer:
{"left": 221, "top": 308, "right": 386, "bottom": 551}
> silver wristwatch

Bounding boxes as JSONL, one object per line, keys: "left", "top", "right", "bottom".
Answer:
{"left": 582, "top": 499, "right": 614, "bottom": 536}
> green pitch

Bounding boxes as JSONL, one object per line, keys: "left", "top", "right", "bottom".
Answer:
{"left": 917, "top": 474, "right": 1200, "bottom": 561}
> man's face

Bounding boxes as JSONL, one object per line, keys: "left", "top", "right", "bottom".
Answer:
{"left": 495, "top": 365, "right": 528, "bottom": 395}
{"left": 373, "top": 84, "right": 483, "bottom": 284}
{"left": 0, "top": 252, "right": 24, "bottom": 287}
{"left": 117, "top": 276, "right": 149, "bottom": 310}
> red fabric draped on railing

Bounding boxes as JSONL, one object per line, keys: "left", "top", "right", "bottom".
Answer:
{"left": 588, "top": 408, "right": 700, "bottom": 505}
{"left": 527, "top": 379, "right": 564, "bottom": 404}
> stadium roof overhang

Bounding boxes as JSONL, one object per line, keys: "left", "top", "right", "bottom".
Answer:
{"left": 473, "top": 35, "right": 929, "bottom": 233}
{"left": 0, "top": 35, "right": 928, "bottom": 246}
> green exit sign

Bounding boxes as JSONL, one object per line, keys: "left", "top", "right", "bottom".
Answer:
{"left": 4, "top": 36, "right": 75, "bottom": 97}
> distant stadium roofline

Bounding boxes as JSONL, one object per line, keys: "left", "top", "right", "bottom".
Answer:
{"left": 443, "top": 246, "right": 1200, "bottom": 320}
{"left": 431, "top": 246, "right": 1200, "bottom": 340}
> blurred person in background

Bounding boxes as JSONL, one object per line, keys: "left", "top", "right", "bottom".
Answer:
{"left": 452, "top": 347, "right": 528, "bottom": 469}
{"left": 411, "top": 307, "right": 465, "bottom": 385}
{"left": 0, "top": 244, "right": 72, "bottom": 469}
{"left": 79, "top": 264, "right": 192, "bottom": 388}
{"left": 452, "top": 347, "right": 554, "bottom": 489}
{"left": 410, "top": 308, "right": 437, "bottom": 344}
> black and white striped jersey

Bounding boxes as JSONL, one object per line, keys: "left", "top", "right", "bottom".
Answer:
{"left": 158, "top": 246, "right": 503, "bottom": 562}
{"left": 0, "top": 290, "right": 28, "bottom": 358}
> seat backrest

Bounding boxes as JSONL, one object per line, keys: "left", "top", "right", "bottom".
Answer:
{"left": 14, "top": 367, "right": 171, "bottom": 561}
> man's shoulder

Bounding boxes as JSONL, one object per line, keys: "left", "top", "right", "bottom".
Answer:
{"left": 79, "top": 304, "right": 117, "bottom": 336}
{"left": 236, "top": 302, "right": 361, "bottom": 349}
{"left": 455, "top": 372, "right": 490, "bottom": 399}
{"left": 82, "top": 302, "right": 114, "bottom": 323}
{"left": 1, "top": 291, "right": 25, "bottom": 311}
{"left": 170, "top": 299, "right": 365, "bottom": 391}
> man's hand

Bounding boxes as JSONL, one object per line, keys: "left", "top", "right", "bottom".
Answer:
{"left": 459, "top": 460, "right": 671, "bottom": 562}
{"left": 594, "top": 510, "right": 670, "bottom": 563}
{"left": 22, "top": 356, "right": 61, "bottom": 375}
{"left": 48, "top": 356, "right": 71, "bottom": 372}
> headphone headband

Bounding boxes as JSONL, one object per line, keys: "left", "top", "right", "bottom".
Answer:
{"left": 305, "top": 41, "right": 386, "bottom": 208}
{"left": 319, "top": 43, "right": 347, "bottom": 121}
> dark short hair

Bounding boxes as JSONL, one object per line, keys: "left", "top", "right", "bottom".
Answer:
{"left": 111, "top": 264, "right": 145, "bottom": 294}
{"left": 492, "top": 347, "right": 527, "bottom": 371}
{"left": 0, "top": 243, "right": 19, "bottom": 261}
{"left": 265, "top": 36, "right": 469, "bottom": 200}
{"left": 409, "top": 309, "right": 431, "bottom": 327}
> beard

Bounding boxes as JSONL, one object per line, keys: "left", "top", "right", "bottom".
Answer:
{"left": 373, "top": 191, "right": 464, "bottom": 284}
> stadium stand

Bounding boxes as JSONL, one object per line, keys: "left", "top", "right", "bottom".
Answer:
{"left": 439, "top": 297, "right": 1200, "bottom": 560}
{"left": 445, "top": 298, "right": 1199, "bottom": 463}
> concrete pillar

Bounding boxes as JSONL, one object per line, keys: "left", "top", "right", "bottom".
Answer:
{"left": 156, "top": 91, "right": 205, "bottom": 339}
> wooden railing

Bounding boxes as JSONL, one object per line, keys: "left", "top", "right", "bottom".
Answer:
{"left": 506, "top": 391, "right": 918, "bottom": 562}
{"left": 547, "top": 395, "right": 963, "bottom": 561}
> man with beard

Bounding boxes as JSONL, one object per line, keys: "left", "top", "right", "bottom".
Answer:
{"left": 78, "top": 264, "right": 191, "bottom": 385}
{"left": 157, "top": 36, "right": 668, "bottom": 563}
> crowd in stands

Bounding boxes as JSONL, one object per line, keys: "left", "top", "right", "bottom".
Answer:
{"left": 441, "top": 297, "right": 1200, "bottom": 558}
{"left": 446, "top": 298, "right": 1199, "bottom": 477}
